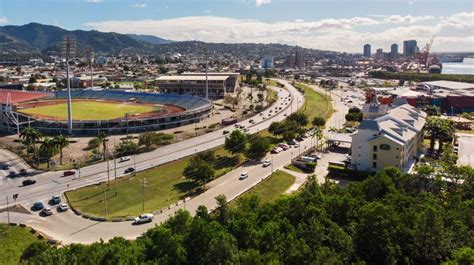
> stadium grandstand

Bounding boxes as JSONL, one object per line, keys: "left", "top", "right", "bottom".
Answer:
{"left": 0, "top": 89, "right": 213, "bottom": 135}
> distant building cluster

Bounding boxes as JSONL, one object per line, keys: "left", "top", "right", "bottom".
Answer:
{"left": 363, "top": 40, "right": 418, "bottom": 60}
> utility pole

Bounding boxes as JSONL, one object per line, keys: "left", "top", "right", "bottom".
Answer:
{"left": 106, "top": 144, "right": 110, "bottom": 185}
{"left": 141, "top": 177, "right": 147, "bottom": 212}
{"left": 113, "top": 152, "right": 117, "bottom": 196}
{"left": 103, "top": 187, "right": 108, "bottom": 219}
{"left": 205, "top": 58, "right": 209, "bottom": 99}
{"left": 6, "top": 196, "right": 10, "bottom": 225}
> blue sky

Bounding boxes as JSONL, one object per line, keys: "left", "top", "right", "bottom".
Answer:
{"left": 1, "top": 0, "right": 473, "bottom": 52}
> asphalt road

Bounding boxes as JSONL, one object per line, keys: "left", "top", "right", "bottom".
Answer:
{"left": 0, "top": 80, "right": 347, "bottom": 244}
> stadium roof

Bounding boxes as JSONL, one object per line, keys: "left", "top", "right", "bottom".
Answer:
{"left": 156, "top": 75, "right": 229, "bottom": 81}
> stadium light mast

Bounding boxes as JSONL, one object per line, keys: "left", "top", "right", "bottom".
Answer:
{"left": 87, "top": 47, "right": 94, "bottom": 89}
{"left": 61, "top": 35, "right": 76, "bottom": 135}
{"left": 205, "top": 59, "right": 209, "bottom": 99}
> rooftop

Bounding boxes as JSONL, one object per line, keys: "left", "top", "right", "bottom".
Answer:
{"left": 156, "top": 75, "right": 229, "bottom": 81}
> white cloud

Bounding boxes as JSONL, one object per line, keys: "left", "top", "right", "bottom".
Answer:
{"left": 130, "top": 3, "right": 147, "bottom": 8}
{"left": 255, "top": 0, "right": 271, "bottom": 7}
{"left": 0, "top": 17, "right": 7, "bottom": 24}
{"left": 84, "top": 13, "right": 474, "bottom": 52}
{"left": 86, "top": 0, "right": 104, "bottom": 2}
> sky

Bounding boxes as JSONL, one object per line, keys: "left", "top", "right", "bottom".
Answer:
{"left": 1, "top": 0, "right": 473, "bottom": 53}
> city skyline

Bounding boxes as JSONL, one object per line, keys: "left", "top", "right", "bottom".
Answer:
{"left": 0, "top": 0, "right": 473, "bottom": 53}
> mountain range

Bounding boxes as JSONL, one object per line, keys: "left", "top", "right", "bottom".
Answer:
{"left": 0, "top": 22, "right": 332, "bottom": 60}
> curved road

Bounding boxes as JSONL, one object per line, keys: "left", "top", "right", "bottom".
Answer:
{"left": 0, "top": 80, "right": 318, "bottom": 244}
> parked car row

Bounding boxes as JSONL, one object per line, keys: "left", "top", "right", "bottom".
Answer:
{"left": 32, "top": 196, "right": 69, "bottom": 217}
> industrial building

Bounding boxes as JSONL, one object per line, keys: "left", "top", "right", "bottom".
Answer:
{"left": 351, "top": 103, "right": 426, "bottom": 172}
{"left": 155, "top": 72, "right": 239, "bottom": 99}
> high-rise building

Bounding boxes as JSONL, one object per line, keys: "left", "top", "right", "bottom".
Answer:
{"left": 261, "top": 56, "right": 274, "bottom": 69}
{"left": 390, "top": 43, "right": 398, "bottom": 58}
{"left": 363, "top": 44, "right": 371, "bottom": 58}
{"left": 375, "top": 48, "right": 384, "bottom": 60}
{"left": 403, "top": 40, "right": 418, "bottom": 57}
{"left": 295, "top": 49, "right": 304, "bottom": 68}
{"left": 287, "top": 53, "right": 296, "bottom": 68}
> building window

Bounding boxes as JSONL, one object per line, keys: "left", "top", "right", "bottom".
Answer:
{"left": 373, "top": 154, "right": 377, "bottom": 160}
{"left": 373, "top": 145, "right": 377, "bottom": 152}
{"left": 373, "top": 162, "right": 377, "bottom": 168}
{"left": 396, "top": 147, "right": 399, "bottom": 150}
{"left": 380, "top": 144, "right": 391, "bottom": 151}
{"left": 359, "top": 146, "right": 361, "bottom": 149}
{"left": 396, "top": 156, "right": 399, "bottom": 159}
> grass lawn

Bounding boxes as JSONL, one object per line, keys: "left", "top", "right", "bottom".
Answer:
{"left": 236, "top": 170, "right": 295, "bottom": 204}
{"left": 19, "top": 101, "right": 158, "bottom": 121}
{"left": 0, "top": 224, "right": 41, "bottom": 265}
{"left": 66, "top": 147, "right": 240, "bottom": 219}
{"left": 285, "top": 164, "right": 306, "bottom": 174}
{"left": 457, "top": 130, "right": 474, "bottom": 135}
{"left": 294, "top": 82, "right": 334, "bottom": 122}
{"left": 266, "top": 88, "right": 278, "bottom": 104}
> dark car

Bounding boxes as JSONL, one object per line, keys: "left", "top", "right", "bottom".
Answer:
{"left": 32, "top": 202, "right": 44, "bottom": 211}
{"left": 223, "top": 130, "right": 230, "bottom": 135}
{"left": 8, "top": 171, "right": 17, "bottom": 178}
{"left": 50, "top": 195, "right": 61, "bottom": 205}
{"left": 1, "top": 164, "right": 9, "bottom": 170}
{"left": 124, "top": 167, "right": 135, "bottom": 174}
{"left": 63, "top": 170, "right": 75, "bottom": 177}
{"left": 20, "top": 169, "right": 27, "bottom": 176}
{"left": 22, "top": 179, "right": 36, "bottom": 186}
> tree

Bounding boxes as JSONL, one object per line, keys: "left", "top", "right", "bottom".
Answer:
{"left": 245, "top": 136, "right": 270, "bottom": 160}
{"left": 115, "top": 139, "right": 138, "bottom": 157}
{"left": 19, "top": 127, "right": 43, "bottom": 155}
{"left": 97, "top": 132, "right": 109, "bottom": 160}
{"left": 312, "top": 116, "right": 326, "bottom": 127}
{"left": 224, "top": 130, "right": 247, "bottom": 155}
{"left": 183, "top": 157, "right": 215, "bottom": 186}
{"left": 39, "top": 137, "right": 58, "bottom": 163}
{"left": 425, "top": 117, "right": 455, "bottom": 155}
{"left": 345, "top": 107, "right": 362, "bottom": 122}
{"left": 53, "top": 134, "right": 69, "bottom": 165}
{"left": 424, "top": 105, "right": 441, "bottom": 116}
{"left": 288, "top": 112, "right": 308, "bottom": 127}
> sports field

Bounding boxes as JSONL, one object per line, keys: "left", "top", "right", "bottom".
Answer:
{"left": 18, "top": 101, "right": 158, "bottom": 121}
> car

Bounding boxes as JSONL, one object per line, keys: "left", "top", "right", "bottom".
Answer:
{"left": 293, "top": 143, "right": 300, "bottom": 148}
{"left": 259, "top": 112, "right": 263, "bottom": 116}
{"left": 223, "top": 130, "right": 230, "bottom": 134}
{"left": 262, "top": 160, "right": 271, "bottom": 167}
{"left": 284, "top": 113, "right": 287, "bottom": 116}
{"left": 133, "top": 213, "right": 154, "bottom": 224}
{"left": 234, "top": 123, "right": 240, "bottom": 127}
{"left": 22, "top": 179, "right": 36, "bottom": 186}
{"left": 271, "top": 147, "right": 283, "bottom": 154}
{"left": 278, "top": 143, "right": 290, "bottom": 150}
{"left": 50, "top": 195, "right": 61, "bottom": 205}
{"left": 19, "top": 169, "right": 27, "bottom": 176}
{"left": 269, "top": 110, "right": 273, "bottom": 113}
{"left": 239, "top": 125, "right": 245, "bottom": 129}
{"left": 41, "top": 207, "right": 53, "bottom": 216}
{"left": 243, "top": 128, "right": 249, "bottom": 132}
{"left": 1, "top": 164, "right": 9, "bottom": 170}
{"left": 32, "top": 202, "right": 44, "bottom": 211}
{"left": 239, "top": 172, "right": 249, "bottom": 180}
{"left": 63, "top": 170, "right": 75, "bottom": 177}
{"left": 124, "top": 167, "right": 135, "bottom": 174}
{"left": 295, "top": 136, "right": 304, "bottom": 142}
{"left": 287, "top": 140, "right": 297, "bottom": 146}
{"left": 8, "top": 171, "right": 17, "bottom": 178}
{"left": 58, "top": 203, "right": 69, "bottom": 212}
{"left": 119, "top": 156, "right": 131, "bottom": 163}
{"left": 314, "top": 154, "right": 322, "bottom": 160}
{"left": 249, "top": 119, "right": 254, "bottom": 124}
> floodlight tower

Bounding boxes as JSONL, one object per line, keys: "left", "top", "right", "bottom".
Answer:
{"left": 204, "top": 48, "right": 209, "bottom": 99}
{"left": 87, "top": 47, "right": 94, "bottom": 89}
{"left": 61, "top": 35, "right": 76, "bottom": 135}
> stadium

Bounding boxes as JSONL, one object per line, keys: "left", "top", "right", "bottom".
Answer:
{"left": 0, "top": 89, "right": 213, "bottom": 136}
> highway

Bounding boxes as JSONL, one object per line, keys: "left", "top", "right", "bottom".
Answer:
{"left": 0, "top": 80, "right": 346, "bottom": 244}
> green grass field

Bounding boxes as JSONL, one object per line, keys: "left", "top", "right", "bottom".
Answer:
{"left": 294, "top": 82, "right": 334, "bottom": 123}
{"left": 236, "top": 170, "right": 295, "bottom": 204}
{"left": 19, "top": 101, "right": 157, "bottom": 120}
{"left": 66, "top": 147, "right": 240, "bottom": 218}
{"left": 0, "top": 224, "right": 42, "bottom": 265}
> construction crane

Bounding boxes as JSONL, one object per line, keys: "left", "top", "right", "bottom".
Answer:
{"left": 416, "top": 35, "right": 435, "bottom": 69}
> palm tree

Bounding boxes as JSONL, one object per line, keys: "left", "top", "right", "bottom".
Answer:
{"left": 19, "top": 127, "right": 42, "bottom": 156}
{"left": 97, "top": 132, "right": 109, "bottom": 160}
{"left": 53, "top": 134, "right": 70, "bottom": 165}
{"left": 39, "top": 137, "right": 58, "bottom": 166}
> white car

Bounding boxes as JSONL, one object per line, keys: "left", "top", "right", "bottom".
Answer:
{"left": 41, "top": 207, "right": 53, "bottom": 216}
{"left": 119, "top": 156, "right": 131, "bottom": 163}
{"left": 58, "top": 203, "right": 69, "bottom": 211}
{"left": 262, "top": 160, "right": 271, "bottom": 167}
{"left": 133, "top": 213, "right": 154, "bottom": 224}
{"left": 239, "top": 172, "right": 249, "bottom": 180}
